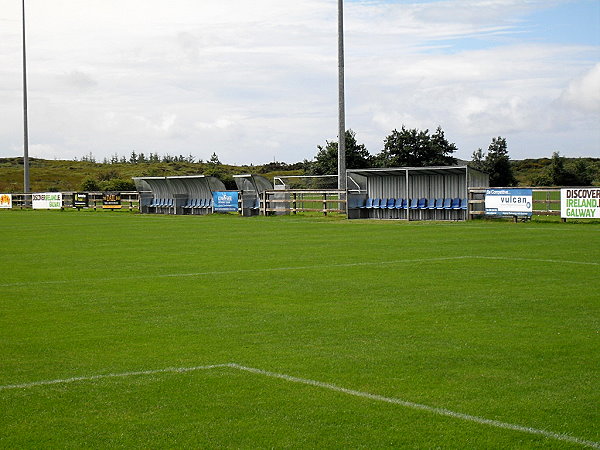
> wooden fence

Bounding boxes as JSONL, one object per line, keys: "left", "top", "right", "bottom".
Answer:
{"left": 468, "top": 187, "right": 561, "bottom": 219}
{"left": 261, "top": 190, "right": 346, "bottom": 216}
{"left": 7, "top": 192, "right": 140, "bottom": 210}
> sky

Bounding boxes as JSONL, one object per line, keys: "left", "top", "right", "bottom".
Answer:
{"left": 1, "top": 0, "right": 599, "bottom": 165}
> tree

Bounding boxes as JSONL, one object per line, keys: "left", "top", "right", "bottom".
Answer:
{"left": 208, "top": 152, "right": 221, "bottom": 165}
{"left": 100, "top": 179, "right": 136, "bottom": 191}
{"left": 375, "top": 126, "right": 456, "bottom": 167}
{"left": 470, "top": 147, "right": 486, "bottom": 172}
{"left": 546, "top": 151, "right": 569, "bottom": 185}
{"left": 307, "top": 129, "right": 372, "bottom": 175}
{"left": 570, "top": 159, "right": 594, "bottom": 186}
{"left": 485, "top": 137, "right": 516, "bottom": 186}
{"left": 80, "top": 177, "right": 100, "bottom": 191}
{"left": 470, "top": 136, "right": 516, "bottom": 187}
{"left": 81, "top": 152, "right": 96, "bottom": 163}
{"left": 532, "top": 152, "right": 595, "bottom": 186}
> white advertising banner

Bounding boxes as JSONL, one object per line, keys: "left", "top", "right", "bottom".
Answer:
{"left": 0, "top": 194, "right": 12, "bottom": 209}
{"left": 32, "top": 192, "right": 63, "bottom": 209}
{"left": 561, "top": 188, "right": 600, "bottom": 219}
{"left": 485, "top": 189, "right": 532, "bottom": 217}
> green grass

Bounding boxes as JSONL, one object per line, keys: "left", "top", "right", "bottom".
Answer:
{"left": 1, "top": 211, "right": 598, "bottom": 448}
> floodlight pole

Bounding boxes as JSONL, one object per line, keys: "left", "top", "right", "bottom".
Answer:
{"left": 22, "top": 0, "right": 30, "bottom": 194}
{"left": 337, "top": 0, "right": 346, "bottom": 190}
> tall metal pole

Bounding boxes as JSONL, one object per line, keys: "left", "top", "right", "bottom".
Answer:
{"left": 22, "top": 0, "right": 30, "bottom": 194}
{"left": 337, "top": 0, "right": 346, "bottom": 190}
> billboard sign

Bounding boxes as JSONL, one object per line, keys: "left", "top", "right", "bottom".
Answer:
{"left": 73, "top": 192, "right": 89, "bottom": 209}
{"left": 102, "top": 192, "right": 122, "bottom": 209}
{"left": 561, "top": 188, "right": 600, "bottom": 219}
{"left": 32, "top": 193, "right": 62, "bottom": 209}
{"left": 213, "top": 191, "right": 238, "bottom": 212}
{"left": 0, "top": 194, "right": 12, "bottom": 209}
{"left": 485, "top": 188, "right": 532, "bottom": 217}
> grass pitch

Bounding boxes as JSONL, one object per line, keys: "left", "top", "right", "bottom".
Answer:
{"left": 0, "top": 211, "right": 598, "bottom": 448}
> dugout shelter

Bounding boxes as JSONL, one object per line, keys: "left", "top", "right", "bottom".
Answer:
{"left": 346, "top": 165, "right": 489, "bottom": 220}
{"left": 233, "top": 174, "right": 273, "bottom": 216}
{"left": 134, "top": 175, "right": 226, "bottom": 215}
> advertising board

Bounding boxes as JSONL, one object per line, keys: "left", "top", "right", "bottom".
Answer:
{"left": 102, "top": 193, "right": 122, "bottom": 209}
{"left": 73, "top": 192, "right": 89, "bottom": 209}
{"left": 561, "top": 188, "right": 600, "bottom": 219}
{"left": 32, "top": 192, "right": 62, "bottom": 209}
{"left": 213, "top": 191, "right": 239, "bottom": 212}
{"left": 485, "top": 188, "right": 532, "bottom": 217}
{"left": 0, "top": 194, "right": 12, "bottom": 209}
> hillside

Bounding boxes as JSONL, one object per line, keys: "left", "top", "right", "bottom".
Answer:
{"left": 512, "top": 157, "right": 600, "bottom": 186}
{"left": 0, "top": 158, "right": 303, "bottom": 193}
{"left": 0, "top": 156, "right": 598, "bottom": 193}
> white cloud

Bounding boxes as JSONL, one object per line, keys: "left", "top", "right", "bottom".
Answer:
{"left": 560, "top": 63, "right": 600, "bottom": 113}
{"left": 0, "top": 0, "right": 598, "bottom": 164}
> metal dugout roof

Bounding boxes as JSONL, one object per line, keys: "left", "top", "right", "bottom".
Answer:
{"left": 346, "top": 165, "right": 489, "bottom": 199}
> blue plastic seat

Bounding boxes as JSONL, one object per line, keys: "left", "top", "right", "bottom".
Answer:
{"left": 386, "top": 198, "right": 396, "bottom": 209}
{"left": 417, "top": 198, "right": 427, "bottom": 209}
{"left": 409, "top": 198, "right": 418, "bottom": 209}
{"left": 443, "top": 198, "right": 452, "bottom": 209}
{"left": 451, "top": 197, "right": 461, "bottom": 209}
{"left": 435, "top": 198, "right": 444, "bottom": 210}
{"left": 361, "top": 198, "right": 373, "bottom": 209}
{"left": 460, "top": 198, "right": 468, "bottom": 210}
{"left": 379, "top": 198, "right": 388, "bottom": 210}
{"left": 395, "top": 198, "right": 404, "bottom": 209}
{"left": 371, "top": 198, "right": 381, "bottom": 209}
{"left": 427, "top": 198, "right": 436, "bottom": 210}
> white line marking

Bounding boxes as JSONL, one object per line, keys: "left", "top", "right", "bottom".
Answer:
{"left": 228, "top": 364, "right": 600, "bottom": 449}
{"left": 1, "top": 363, "right": 597, "bottom": 448}
{"left": 0, "top": 256, "right": 469, "bottom": 288}
{"left": 0, "top": 364, "right": 229, "bottom": 390}
{"left": 1, "top": 255, "right": 597, "bottom": 288}
{"left": 471, "top": 256, "right": 599, "bottom": 266}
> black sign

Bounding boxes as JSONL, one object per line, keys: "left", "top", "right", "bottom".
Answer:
{"left": 73, "top": 192, "right": 89, "bottom": 209}
{"left": 102, "top": 193, "right": 122, "bottom": 209}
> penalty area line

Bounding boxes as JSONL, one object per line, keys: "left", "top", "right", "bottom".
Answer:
{"left": 1, "top": 363, "right": 597, "bottom": 448}
{"left": 0, "top": 364, "right": 230, "bottom": 390}
{"left": 229, "top": 364, "right": 600, "bottom": 449}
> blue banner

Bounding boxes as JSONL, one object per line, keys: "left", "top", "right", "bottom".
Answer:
{"left": 213, "top": 191, "right": 239, "bottom": 212}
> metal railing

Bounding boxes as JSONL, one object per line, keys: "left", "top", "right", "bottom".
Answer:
{"left": 261, "top": 190, "right": 347, "bottom": 216}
